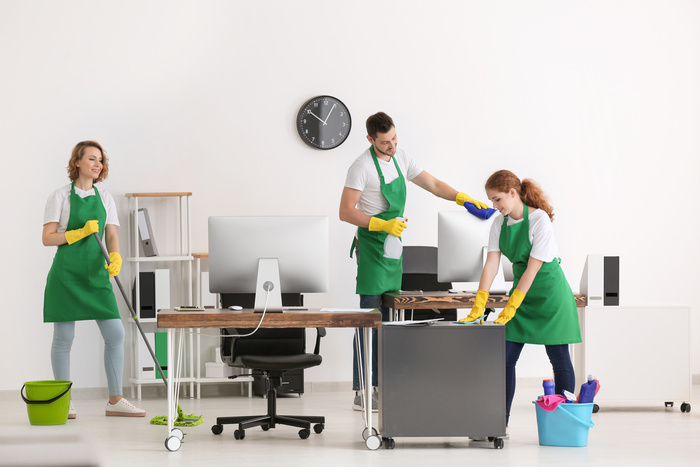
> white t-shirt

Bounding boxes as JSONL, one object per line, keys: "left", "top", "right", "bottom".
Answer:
{"left": 43, "top": 183, "right": 120, "bottom": 232}
{"left": 343, "top": 147, "right": 423, "bottom": 216}
{"left": 487, "top": 208, "right": 558, "bottom": 263}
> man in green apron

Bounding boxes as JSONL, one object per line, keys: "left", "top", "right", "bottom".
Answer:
{"left": 339, "top": 112, "right": 488, "bottom": 411}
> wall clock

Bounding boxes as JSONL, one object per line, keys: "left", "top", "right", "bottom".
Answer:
{"left": 296, "top": 95, "right": 351, "bottom": 150}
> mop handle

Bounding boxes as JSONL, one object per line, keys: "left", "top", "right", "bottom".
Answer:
{"left": 92, "top": 233, "right": 168, "bottom": 386}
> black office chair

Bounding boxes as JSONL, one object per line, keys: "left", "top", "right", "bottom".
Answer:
{"left": 211, "top": 294, "right": 326, "bottom": 440}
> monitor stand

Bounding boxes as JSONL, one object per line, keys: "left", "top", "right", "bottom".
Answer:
{"left": 254, "top": 258, "right": 284, "bottom": 312}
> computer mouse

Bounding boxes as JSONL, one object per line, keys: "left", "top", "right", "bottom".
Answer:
{"left": 229, "top": 306, "right": 243, "bottom": 311}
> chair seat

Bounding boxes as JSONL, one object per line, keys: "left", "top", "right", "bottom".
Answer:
{"left": 235, "top": 354, "right": 322, "bottom": 372}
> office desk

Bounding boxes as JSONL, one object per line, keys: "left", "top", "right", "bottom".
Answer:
{"left": 157, "top": 308, "right": 382, "bottom": 451}
{"left": 383, "top": 291, "right": 586, "bottom": 317}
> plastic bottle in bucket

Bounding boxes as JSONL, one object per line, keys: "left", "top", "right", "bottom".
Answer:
{"left": 543, "top": 379, "right": 555, "bottom": 396}
{"left": 383, "top": 217, "right": 407, "bottom": 259}
{"left": 577, "top": 375, "right": 599, "bottom": 403}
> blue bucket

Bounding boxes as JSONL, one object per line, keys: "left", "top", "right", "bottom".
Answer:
{"left": 533, "top": 401, "right": 594, "bottom": 447}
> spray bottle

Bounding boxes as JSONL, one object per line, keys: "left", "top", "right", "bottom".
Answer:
{"left": 383, "top": 217, "right": 407, "bottom": 259}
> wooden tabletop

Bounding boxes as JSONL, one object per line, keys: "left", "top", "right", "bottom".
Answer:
{"left": 383, "top": 292, "right": 587, "bottom": 309}
{"left": 157, "top": 308, "right": 382, "bottom": 329}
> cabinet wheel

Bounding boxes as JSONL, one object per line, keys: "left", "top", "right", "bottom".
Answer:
{"left": 382, "top": 437, "right": 395, "bottom": 449}
{"left": 680, "top": 402, "right": 691, "bottom": 413}
{"left": 211, "top": 424, "right": 223, "bottom": 435}
{"left": 494, "top": 437, "right": 504, "bottom": 449}
{"left": 665, "top": 401, "right": 674, "bottom": 408}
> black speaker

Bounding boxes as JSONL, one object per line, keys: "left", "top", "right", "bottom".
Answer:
{"left": 603, "top": 256, "right": 620, "bottom": 306}
{"left": 132, "top": 272, "right": 156, "bottom": 319}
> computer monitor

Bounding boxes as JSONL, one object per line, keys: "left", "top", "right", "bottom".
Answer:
{"left": 208, "top": 216, "right": 329, "bottom": 311}
{"left": 437, "top": 211, "right": 513, "bottom": 293}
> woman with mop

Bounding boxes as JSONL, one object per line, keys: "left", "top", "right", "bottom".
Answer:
{"left": 42, "top": 140, "right": 145, "bottom": 419}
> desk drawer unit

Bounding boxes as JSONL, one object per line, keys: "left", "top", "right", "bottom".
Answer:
{"left": 378, "top": 323, "right": 506, "bottom": 441}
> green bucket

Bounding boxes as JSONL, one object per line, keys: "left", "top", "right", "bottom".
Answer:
{"left": 21, "top": 380, "right": 72, "bottom": 425}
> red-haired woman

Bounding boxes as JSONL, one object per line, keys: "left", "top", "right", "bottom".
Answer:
{"left": 460, "top": 169, "right": 581, "bottom": 435}
{"left": 42, "top": 141, "right": 144, "bottom": 419}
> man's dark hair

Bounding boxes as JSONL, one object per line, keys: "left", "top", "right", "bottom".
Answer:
{"left": 366, "top": 112, "right": 394, "bottom": 139}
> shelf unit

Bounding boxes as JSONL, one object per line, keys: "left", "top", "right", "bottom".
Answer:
{"left": 125, "top": 192, "right": 195, "bottom": 399}
{"left": 193, "top": 252, "right": 254, "bottom": 399}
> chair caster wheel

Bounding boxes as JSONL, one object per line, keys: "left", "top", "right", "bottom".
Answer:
{"left": 234, "top": 429, "right": 245, "bottom": 440}
{"left": 299, "top": 429, "right": 310, "bottom": 439}
{"left": 313, "top": 423, "right": 324, "bottom": 434}
{"left": 211, "top": 424, "right": 223, "bottom": 435}
{"left": 261, "top": 424, "right": 270, "bottom": 431}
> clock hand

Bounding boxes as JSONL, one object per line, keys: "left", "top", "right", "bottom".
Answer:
{"left": 322, "top": 103, "right": 337, "bottom": 124}
{"left": 307, "top": 110, "right": 326, "bottom": 125}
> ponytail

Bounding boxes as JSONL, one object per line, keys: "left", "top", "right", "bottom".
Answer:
{"left": 485, "top": 170, "right": 555, "bottom": 221}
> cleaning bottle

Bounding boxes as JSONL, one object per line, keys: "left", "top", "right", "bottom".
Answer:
{"left": 542, "top": 379, "right": 555, "bottom": 396}
{"left": 577, "top": 375, "right": 599, "bottom": 403}
{"left": 383, "top": 217, "right": 407, "bottom": 259}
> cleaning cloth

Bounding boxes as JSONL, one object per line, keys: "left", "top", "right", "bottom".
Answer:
{"left": 536, "top": 394, "right": 567, "bottom": 412}
{"left": 464, "top": 202, "right": 497, "bottom": 220}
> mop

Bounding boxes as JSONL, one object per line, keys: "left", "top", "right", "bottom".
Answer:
{"left": 92, "top": 233, "right": 203, "bottom": 427}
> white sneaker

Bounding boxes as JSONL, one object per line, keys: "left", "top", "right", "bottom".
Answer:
{"left": 105, "top": 398, "right": 146, "bottom": 417}
{"left": 68, "top": 400, "right": 76, "bottom": 419}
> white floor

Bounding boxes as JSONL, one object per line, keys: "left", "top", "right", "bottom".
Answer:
{"left": 3, "top": 380, "right": 698, "bottom": 467}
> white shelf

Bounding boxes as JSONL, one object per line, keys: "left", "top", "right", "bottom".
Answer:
{"left": 126, "top": 192, "right": 195, "bottom": 400}
{"left": 127, "top": 255, "right": 194, "bottom": 262}
{"left": 195, "top": 376, "right": 255, "bottom": 384}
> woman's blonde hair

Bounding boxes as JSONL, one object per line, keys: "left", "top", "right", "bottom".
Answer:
{"left": 66, "top": 140, "right": 109, "bottom": 183}
{"left": 486, "top": 170, "right": 554, "bottom": 221}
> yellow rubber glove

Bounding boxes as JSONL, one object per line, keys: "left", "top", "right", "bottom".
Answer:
{"left": 456, "top": 192, "right": 489, "bottom": 210}
{"left": 368, "top": 217, "right": 406, "bottom": 237}
{"left": 494, "top": 289, "right": 526, "bottom": 325}
{"left": 105, "top": 252, "right": 122, "bottom": 277}
{"left": 65, "top": 220, "right": 99, "bottom": 245}
{"left": 458, "top": 289, "right": 490, "bottom": 322}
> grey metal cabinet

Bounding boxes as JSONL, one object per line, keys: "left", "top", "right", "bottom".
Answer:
{"left": 378, "top": 323, "right": 506, "bottom": 448}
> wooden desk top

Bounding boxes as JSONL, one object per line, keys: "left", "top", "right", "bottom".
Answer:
{"left": 157, "top": 308, "right": 382, "bottom": 329}
{"left": 383, "top": 292, "right": 587, "bottom": 309}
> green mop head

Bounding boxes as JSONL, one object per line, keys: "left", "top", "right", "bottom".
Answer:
{"left": 150, "top": 404, "right": 203, "bottom": 427}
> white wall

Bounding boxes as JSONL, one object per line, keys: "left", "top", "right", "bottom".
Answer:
{"left": 2, "top": 0, "right": 699, "bottom": 392}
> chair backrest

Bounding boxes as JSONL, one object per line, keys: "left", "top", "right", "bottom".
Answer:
{"left": 220, "top": 293, "right": 306, "bottom": 365}
{"left": 401, "top": 246, "right": 456, "bottom": 321}
{"left": 401, "top": 246, "right": 451, "bottom": 292}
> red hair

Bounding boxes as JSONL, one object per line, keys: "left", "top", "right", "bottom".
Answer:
{"left": 486, "top": 170, "right": 554, "bottom": 221}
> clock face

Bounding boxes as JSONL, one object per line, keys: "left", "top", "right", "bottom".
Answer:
{"left": 296, "top": 96, "right": 352, "bottom": 149}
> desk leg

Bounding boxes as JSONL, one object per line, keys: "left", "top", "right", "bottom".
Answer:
{"left": 164, "top": 329, "right": 183, "bottom": 452}
{"left": 363, "top": 326, "right": 381, "bottom": 450}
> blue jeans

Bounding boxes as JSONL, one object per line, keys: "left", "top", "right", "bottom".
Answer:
{"left": 352, "top": 295, "right": 390, "bottom": 391}
{"left": 51, "top": 319, "right": 125, "bottom": 397}
{"left": 505, "top": 341, "right": 575, "bottom": 425}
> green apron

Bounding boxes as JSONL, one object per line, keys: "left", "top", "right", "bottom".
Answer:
{"left": 44, "top": 183, "right": 120, "bottom": 322}
{"left": 499, "top": 207, "right": 581, "bottom": 345}
{"left": 353, "top": 146, "right": 407, "bottom": 295}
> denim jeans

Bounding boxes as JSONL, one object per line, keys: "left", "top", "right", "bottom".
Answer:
{"left": 505, "top": 340, "right": 575, "bottom": 425}
{"left": 352, "top": 295, "right": 390, "bottom": 391}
